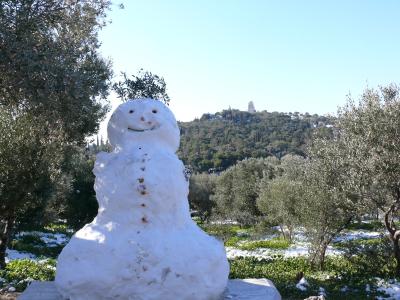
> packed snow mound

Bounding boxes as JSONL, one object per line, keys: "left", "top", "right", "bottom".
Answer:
{"left": 55, "top": 99, "right": 229, "bottom": 300}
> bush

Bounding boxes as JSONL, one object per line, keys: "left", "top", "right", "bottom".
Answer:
{"left": 3, "top": 259, "right": 56, "bottom": 291}
{"left": 333, "top": 236, "right": 395, "bottom": 277}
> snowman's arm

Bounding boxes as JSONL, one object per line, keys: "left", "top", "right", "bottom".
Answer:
{"left": 93, "top": 151, "right": 112, "bottom": 176}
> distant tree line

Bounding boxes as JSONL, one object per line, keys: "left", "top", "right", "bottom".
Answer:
{"left": 178, "top": 109, "right": 333, "bottom": 173}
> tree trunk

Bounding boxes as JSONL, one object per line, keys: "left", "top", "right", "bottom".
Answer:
{"left": 0, "top": 217, "right": 14, "bottom": 269}
{"left": 384, "top": 200, "right": 400, "bottom": 276}
{"left": 309, "top": 236, "right": 329, "bottom": 270}
{"left": 393, "top": 235, "right": 400, "bottom": 276}
{"left": 313, "top": 241, "right": 328, "bottom": 270}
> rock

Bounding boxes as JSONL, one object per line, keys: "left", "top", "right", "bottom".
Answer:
{"left": 19, "top": 280, "right": 281, "bottom": 300}
{"left": 18, "top": 281, "right": 59, "bottom": 300}
{"left": 225, "top": 279, "right": 281, "bottom": 300}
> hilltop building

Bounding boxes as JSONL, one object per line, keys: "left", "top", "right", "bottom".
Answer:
{"left": 248, "top": 101, "right": 256, "bottom": 113}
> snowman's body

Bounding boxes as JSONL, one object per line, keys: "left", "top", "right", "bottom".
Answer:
{"left": 55, "top": 99, "right": 229, "bottom": 300}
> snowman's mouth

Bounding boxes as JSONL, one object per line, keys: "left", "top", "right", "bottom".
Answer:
{"left": 127, "top": 125, "right": 159, "bottom": 132}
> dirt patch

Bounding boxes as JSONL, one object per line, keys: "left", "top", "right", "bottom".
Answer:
{"left": 0, "top": 292, "right": 20, "bottom": 300}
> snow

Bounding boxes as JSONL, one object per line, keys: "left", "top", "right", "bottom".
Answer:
{"left": 211, "top": 220, "right": 239, "bottom": 225}
{"left": 296, "top": 277, "right": 309, "bottom": 291}
{"left": 5, "top": 249, "right": 36, "bottom": 263}
{"left": 55, "top": 99, "right": 229, "bottom": 300}
{"left": 226, "top": 241, "right": 341, "bottom": 260}
{"left": 340, "top": 285, "right": 349, "bottom": 293}
{"left": 333, "top": 230, "right": 382, "bottom": 242}
{"left": 319, "top": 287, "right": 326, "bottom": 297}
{"left": 225, "top": 228, "right": 382, "bottom": 260}
{"left": 376, "top": 278, "right": 400, "bottom": 300}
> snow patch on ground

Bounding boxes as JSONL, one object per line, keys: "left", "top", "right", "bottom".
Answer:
{"left": 5, "top": 231, "right": 70, "bottom": 263}
{"left": 210, "top": 220, "right": 239, "bottom": 225}
{"left": 333, "top": 230, "right": 382, "bottom": 242}
{"left": 226, "top": 242, "right": 342, "bottom": 260}
{"left": 296, "top": 277, "right": 309, "bottom": 291}
{"left": 376, "top": 278, "right": 400, "bottom": 300}
{"left": 226, "top": 229, "right": 382, "bottom": 260}
{"left": 16, "top": 231, "right": 69, "bottom": 246}
{"left": 318, "top": 286, "right": 326, "bottom": 297}
{"left": 5, "top": 249, "right": 36, "bottom": 263}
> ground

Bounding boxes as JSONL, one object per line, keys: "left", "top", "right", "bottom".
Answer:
{"left": 1, "top": 220, "right": 399, "bottom": 299}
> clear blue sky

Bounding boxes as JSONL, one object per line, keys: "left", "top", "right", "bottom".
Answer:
{"left": 97, "top": 0, "right": 400, "bottom": 132}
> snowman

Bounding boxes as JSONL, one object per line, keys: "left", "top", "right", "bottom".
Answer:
{"left": 55, "top": 98, "right": 229, "bottom": 300}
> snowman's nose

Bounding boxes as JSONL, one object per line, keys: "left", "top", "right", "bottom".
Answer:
{"left": 140, "top": 116, "right": 145, "bottom": 121}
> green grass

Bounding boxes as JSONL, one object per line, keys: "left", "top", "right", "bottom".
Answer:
{"left": 229, "top": 256, "right": 393, "bottom": 299}
{"left": 43, "top": 223, "right": 73, "bottom": 236}
{"left": 199, "top": 223, "right": 256, "bottom": 242}
{"left": 224, "top": 236, "right": 247, "bottom": 247}
{"left": 238, "top": 237, "right": 291, "bottom": 250}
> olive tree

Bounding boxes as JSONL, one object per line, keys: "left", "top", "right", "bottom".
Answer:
{"left": 336, "top": 85, "right": 400, "bottom": 275}
{"left": 188, "top": 173, "right": 217, "bottom": 222}
{"left": 257, "top": 155, "right": 306, "bottom": 241}
{"left": 213, "top": 157, "right": 279, "bottom": 225}
{"left": 0, "top": 0, "right": 112, "bottom": 267}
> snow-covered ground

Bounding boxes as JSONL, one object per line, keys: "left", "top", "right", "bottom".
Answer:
{"left": 226, "top": 243, "right": 342, "bottom": 260}
{"left": 333, "top": 230, "right": 382, "bottom": 242}
{"left": 3, "top": 227, "right": 398, "bottom": 299}
{"left": 226, "top": 229, "right": 382, "bottom": 260}
{"left": 376, "top": 278, "right": 400, "bottom": 300}
{"left": 5, "top": 249, "right": 36, "bottom": 263}
{"left": 16, "top": 231, "right": 69, "bottom": 247}
{"left": 5, "top": 231, "right": 70, "bottom": 263}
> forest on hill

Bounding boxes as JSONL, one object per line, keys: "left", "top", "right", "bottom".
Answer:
{"left": 178, "top": 109, "right": 334, "bottom": 172}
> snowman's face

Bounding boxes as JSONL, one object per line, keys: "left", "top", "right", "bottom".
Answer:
{"left": 107, "top": 98, "right": 180, "bottom": 152}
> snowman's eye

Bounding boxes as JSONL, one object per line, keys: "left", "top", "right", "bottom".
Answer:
{"left": 152, "top": 109, "right": 157, "bottom": 114}
{"left": 129, "top": 110, "right": 134, "bottom": 114}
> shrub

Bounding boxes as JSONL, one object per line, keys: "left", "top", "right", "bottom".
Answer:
{"left": 333, "top": 236, "right": 395, "bottom": 277}
{"left": 4, "top": 259, "right": 56, "bottom": 291}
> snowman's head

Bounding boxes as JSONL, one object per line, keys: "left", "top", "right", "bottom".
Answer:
{"left": 107, "top": 98, "right": 180, "bottom": 152}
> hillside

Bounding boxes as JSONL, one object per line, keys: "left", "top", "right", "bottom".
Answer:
{"left": 178, "top": 109, "right": 333, "bottom": 172}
